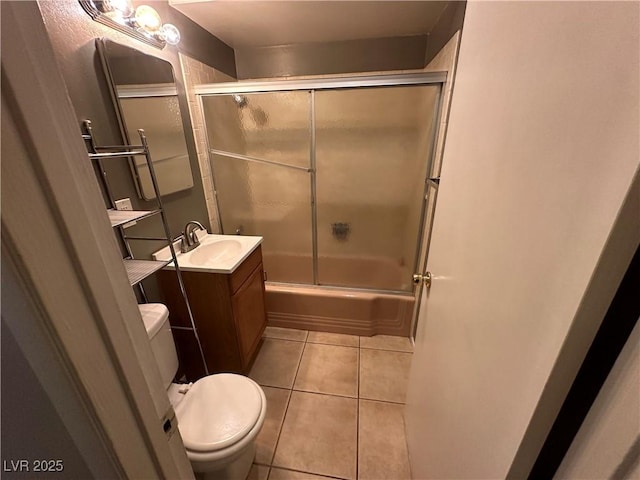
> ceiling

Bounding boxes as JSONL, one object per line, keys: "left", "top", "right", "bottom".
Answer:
{"left": 169, "top": 1, "right": 450, "bottom": 49}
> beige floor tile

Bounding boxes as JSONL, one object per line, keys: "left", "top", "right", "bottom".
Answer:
{"left": 359, "top": 349, "right": 412, "bottom": 403}
{"left": 307, "top": 331, "right": 359, "bottom": 347}
{"left": 248, "top": 464, "right": 270, "bottom": 480}
{"left": 273, "top": 392, "right": 357, "bottom": 480}
{"left": 264, "top": 326, "right": 308, "bottom": 342}
{"left": 255, "top": 387, "right": 291, "bottom": 465}
{"left": 269, "top": 467, "right": 336, "bottom": 480}
{"left": 294, "top": 344, "right": 358, "bottom": 398}
{"left": 358, "top": 400, "right": 411, "bottom": 480}
{"left": 250, "top": 338, "right": 305, "bottom": 388}
{"left": 359, "top": 335, "right": 413, "bottom": 353}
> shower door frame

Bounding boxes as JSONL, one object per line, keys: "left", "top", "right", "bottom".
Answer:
{"left": 196, "top": 72, "right": 447, "bottom": 294}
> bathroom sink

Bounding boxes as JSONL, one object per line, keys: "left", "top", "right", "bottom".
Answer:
{"left": 153, "top": 233, "right": 262, "bottom": 274}
{"left": 190, "top": 240, "right": 243, "bottom": 265}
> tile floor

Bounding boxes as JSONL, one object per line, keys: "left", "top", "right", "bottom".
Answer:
{"left": 247, "top": 327, "right": 414, "bottom": 480}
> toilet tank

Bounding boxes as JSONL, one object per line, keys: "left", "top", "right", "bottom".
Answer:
{"left": 138, "top": 304, "right": 179, "bottom": 389}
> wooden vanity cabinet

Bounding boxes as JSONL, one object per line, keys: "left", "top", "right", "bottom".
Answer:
{"left": 157, "top": 245, "right": 267, "bottom": 380}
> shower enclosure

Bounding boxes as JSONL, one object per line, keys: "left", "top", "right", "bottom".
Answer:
{"left": 196, "top": 73, "right": 445, "bottom": 335}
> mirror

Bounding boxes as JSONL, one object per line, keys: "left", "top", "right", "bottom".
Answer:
{"left": 97, "top": 38, "right": 193, "bottom": 199}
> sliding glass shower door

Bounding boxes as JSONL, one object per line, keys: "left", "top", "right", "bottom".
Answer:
{"left": 315, "top": 86, "right": 439, "bottom": 291}
{"left": 201, "top": 77, "right": 441, "bottom": 292}
{"left": 203, "top": 91, "right": 314, "bottom": 284}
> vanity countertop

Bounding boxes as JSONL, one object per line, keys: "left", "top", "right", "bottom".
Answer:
{"left": 153, "top": 233, "right": 263, "bottom": 274}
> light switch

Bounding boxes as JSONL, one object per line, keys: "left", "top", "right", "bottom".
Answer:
{"left": 114, "top": 198, "right": 136, "bottom": 228}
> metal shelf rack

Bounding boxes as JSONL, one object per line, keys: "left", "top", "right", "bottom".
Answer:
{"left": 107, "top": 208, "right": 161, "bottom": 228}
{"left": 82, "top": 119, "right": 209, "bottom": 375}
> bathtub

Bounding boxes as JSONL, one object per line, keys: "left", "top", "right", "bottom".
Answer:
{"left": 265, "top": 283, "right": 415, "bottom": 337}
{"left": 263, "top": 252, "right": 413, "bottom": 291}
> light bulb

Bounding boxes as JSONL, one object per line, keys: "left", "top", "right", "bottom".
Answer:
{"left": 102, "top": 0, "right": 134, "bottom": 24}
{"left": 104, "top": 0, "right": 134, "bottom": 17}
{"left": 134, "top": 5, "right": 162, "bottom": 32}
{"left": 161, "top": 23, "right": 181, "bottom": 45}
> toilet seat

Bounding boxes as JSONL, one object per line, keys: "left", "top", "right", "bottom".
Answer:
{"left": 174, "top": 374, "right": 266, "bottom": 458}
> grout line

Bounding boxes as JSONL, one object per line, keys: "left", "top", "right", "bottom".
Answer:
{"left": 358, "top": 397, "right": 407, "bottom": 407}
{"left": 263, "top": 337, "right": 307, "bottom": 343}
{"left": 268, "top": 338, "right": 307, "bottom": 468}
{"left": 269, "top": 465, "right": 349, "bottom": 480}
{"left": 358, "top": 396, "right": 407, "bottom": 406}
{"left": 306, "top": 340, "right": 360, "bottom": 348}
{"left": 263, "top": 335, "right": 308, "bottom": 343}
{"left": 259, "top": 385, "right": 291, "bottom": 393}
{"left": 304, "top": 343, "right": 360, "bottom": 352}
{"left": 359, "top": 346, "right": 414, "bottom": 354}
{"left": 356, "top": 344, "right": 360, "bottom": 480}
{"left": 293, "top": 337, "right": 307, "bottom": 387}
{"left": 290, "top": 388, "right": 357, "bottom": 400}
{"left": 357, "top": 345, "right": 361, "bottom": 399}
{"left": 266, "top": 388, "right": 291, "bottom": 468}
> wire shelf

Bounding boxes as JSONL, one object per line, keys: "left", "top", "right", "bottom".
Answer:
{"left": 124, "top": 259, "right": 170, "bottom": 286}
{"left": 107, "top": 209, "right": 161, "bottom": 228}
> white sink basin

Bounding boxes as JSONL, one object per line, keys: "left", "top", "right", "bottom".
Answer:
{"left": 153, "top": 233, "right": 262, "bottom": 274}
{"left": 190, "top": 240, "right": 243, "bottom": 265}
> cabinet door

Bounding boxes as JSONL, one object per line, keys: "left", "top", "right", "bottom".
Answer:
{"left": 232, "top": 265, "right": 267, "bottom": 368}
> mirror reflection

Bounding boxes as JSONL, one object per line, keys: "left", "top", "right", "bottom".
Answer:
{"left": 97, "top": 38, "right": 193, "bottom": 199}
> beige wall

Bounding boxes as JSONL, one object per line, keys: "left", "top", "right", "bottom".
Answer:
{"left": 235, "top": 35, "right": 429, "bottom": 80}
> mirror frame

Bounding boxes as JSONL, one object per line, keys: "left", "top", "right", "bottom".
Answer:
{"left": 96, "top": 37, "right": 194, "bottom": 199}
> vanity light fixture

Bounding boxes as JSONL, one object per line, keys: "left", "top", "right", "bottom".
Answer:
{"left": 79, "top": 1, "right": 181, "bottom": 49}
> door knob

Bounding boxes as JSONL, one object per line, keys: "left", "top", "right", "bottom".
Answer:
{"left": 412, "top": 272, "right": 432, "bottom": 288}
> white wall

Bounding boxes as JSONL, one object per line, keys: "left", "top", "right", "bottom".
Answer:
{"left": 405, "top": 1, "right": 640, "bottom": 478}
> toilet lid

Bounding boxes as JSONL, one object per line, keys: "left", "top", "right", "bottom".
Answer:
{"left": 175, "top": 374, "right": 263, "bottom": 453}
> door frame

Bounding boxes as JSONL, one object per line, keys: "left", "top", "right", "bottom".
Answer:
{"left": 1, "top": 2, "right": 193, "bottom": 477}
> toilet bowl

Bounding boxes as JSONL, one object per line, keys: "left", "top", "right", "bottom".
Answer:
{"left": 139, "top": 304, "right": 266, "bottom": 480}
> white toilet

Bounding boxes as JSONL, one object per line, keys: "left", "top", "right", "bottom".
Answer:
{"left": 139, "top": 303, "right": 266, "bottom": 480}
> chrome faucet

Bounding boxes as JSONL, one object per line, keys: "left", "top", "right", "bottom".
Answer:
{"left": 181, "top": 221, "right": 206, "bottom": 253}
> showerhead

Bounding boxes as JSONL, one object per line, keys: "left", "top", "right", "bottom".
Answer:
{"left": 233, "top": 94, "right": 248, "bottom": 108}
{"left": 232, "top": 94, "right": 268, "bottom": 127}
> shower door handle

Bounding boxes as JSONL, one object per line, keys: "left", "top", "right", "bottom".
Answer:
{"left": 412, "top": 272, "right": 432, "bottom": 288}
